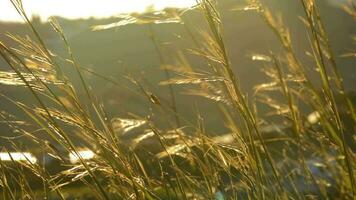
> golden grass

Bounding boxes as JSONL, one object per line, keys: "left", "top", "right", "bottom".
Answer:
{"left": 0, "top": 0, "right": 355, "bottom": 199}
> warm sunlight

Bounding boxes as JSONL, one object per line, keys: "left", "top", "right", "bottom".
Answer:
{"left": 0, "top": 0, "right": 196, "bottom": 22}
{"left": 69, "top": 150, "right": 95, "bottom": 164}
{"left": 0, "top": 152, "right": 37, "bottom": 163}
{"left": 0, "top": 0, "right": 355, "bottom": 198}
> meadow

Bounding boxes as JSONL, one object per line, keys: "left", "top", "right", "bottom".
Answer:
{"left": 0, "top": 0, "right": 355, "bottom": 199}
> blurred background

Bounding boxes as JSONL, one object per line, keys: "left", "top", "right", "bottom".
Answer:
{"left": 0, "top": 0, "right": 355, "bottom": 151}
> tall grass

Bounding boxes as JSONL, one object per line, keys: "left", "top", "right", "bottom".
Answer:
{"left": 0, "top": 0, "right": 355, "bottom": 199}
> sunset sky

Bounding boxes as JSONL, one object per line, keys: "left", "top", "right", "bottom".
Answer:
{"left": 0, "top": 0, "right": 196, "bottom": 22}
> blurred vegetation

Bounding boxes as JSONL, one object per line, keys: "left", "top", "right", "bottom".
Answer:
{"left": 0, "top": 0, "right": 355, "bottom": 199}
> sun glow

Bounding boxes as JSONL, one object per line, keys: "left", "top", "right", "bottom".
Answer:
{"left": 0, "top": 0, "right": 196, "bottom": 22}
{"left": 0, "top": 152, "right": 37, "bottom": 163}
{"left": 69, "top": 150, "right": 95, "bottom": 164}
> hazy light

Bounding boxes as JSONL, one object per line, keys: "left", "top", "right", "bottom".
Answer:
{"left": 69, "top": 150, "right": 95, "bottom": 164}
{"left": 0, "top": 152, "right": 37, "bottom": 164}
{"left": 308, "top": 111, "right": 321, "bottom": 124}
{"left": 111, "top": 118, "right": 147, "bottom": 134}
{"left": 251, "top": 54, "right": 272, "bottom": 62}
{"left": 0, "top": 0, "right": 196, "bottom": 22}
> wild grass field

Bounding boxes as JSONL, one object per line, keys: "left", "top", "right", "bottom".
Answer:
{"left": 0, "top": 0, "right": 355, "bottom": 199}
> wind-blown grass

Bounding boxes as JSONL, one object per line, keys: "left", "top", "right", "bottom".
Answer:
{"left": 0, "top": 0, "right": 355, "bottom": 199}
